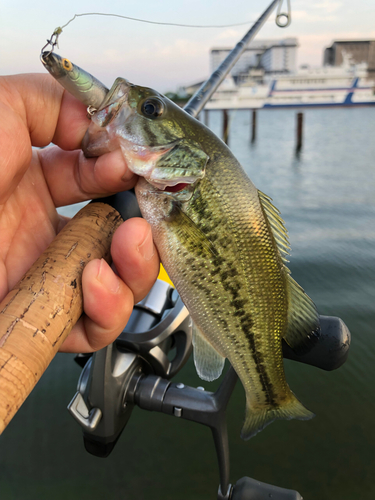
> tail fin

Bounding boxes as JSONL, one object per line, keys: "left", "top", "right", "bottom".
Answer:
{"left": 241, "top": 395, "right": 314, "bottom": 440}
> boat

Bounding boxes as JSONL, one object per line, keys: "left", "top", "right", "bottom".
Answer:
{"left": 205, "top": 56, "right": 375, "bottom": 109}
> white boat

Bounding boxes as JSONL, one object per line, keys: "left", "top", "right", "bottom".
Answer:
{"left": 205, "top": 58, "right": 375, "bottom": 109}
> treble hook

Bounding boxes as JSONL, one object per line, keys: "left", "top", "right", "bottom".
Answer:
{"left": 276, "top": 0, "right": 291, "bottom": 28}
{"left": 40, "top": 28, "right": 63, "bottom": 62}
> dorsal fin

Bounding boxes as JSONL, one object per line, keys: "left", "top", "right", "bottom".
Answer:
{"left": 258, "top": 189, "right": 320, "bottom": 353}
{"left": 284, "top": 276, "right": 321, "bottom": 354}
{"left": 258, "top": 190, "right": 291, "bottom": 263}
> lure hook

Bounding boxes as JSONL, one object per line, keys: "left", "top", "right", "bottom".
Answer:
{"left": 87, "top": 105, "right": 98, "bottom": 118}
{"left": 276, "top": 0, "right": 291, "bottom": 28}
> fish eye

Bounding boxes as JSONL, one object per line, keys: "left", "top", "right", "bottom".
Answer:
{"left": 141, "top": 98, "right": 164, "bottom": 119}
{"left": 62, "top": 58, "right": 73, "bottom": 71}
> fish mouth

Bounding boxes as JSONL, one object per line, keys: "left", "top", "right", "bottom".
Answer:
{"left": 144, "top": 178, "right": 196, "bottom": 203}
{"left": 145, "top": 171, "right": 197, "bottom": 195}
{"left": 137, "top": 177, "right": 195, "bottom": 203}
{"left": 147, "top": 179, "right": 193, "bottom": 193}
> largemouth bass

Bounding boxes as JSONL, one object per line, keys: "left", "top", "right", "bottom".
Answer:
{"left": 82, "top": 78, "right": 321, "bottom": 439}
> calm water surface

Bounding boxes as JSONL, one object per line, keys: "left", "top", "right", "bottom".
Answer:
{"left": 1, "top": 107, "right": 374, "bottom": 500}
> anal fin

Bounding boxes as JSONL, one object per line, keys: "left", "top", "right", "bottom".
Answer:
{"left": 192, "top": 323, "right": 225, "bottom": 382}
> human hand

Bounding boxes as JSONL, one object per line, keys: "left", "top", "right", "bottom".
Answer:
{"left": 0, "top": 73, "right": 160, "bottom": 353}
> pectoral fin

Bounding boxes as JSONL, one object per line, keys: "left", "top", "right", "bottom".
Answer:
{"left": 192, "top": 323, "right": 225, "bottom": 382}
{"left": 170, "top": 206, "right": 218, "bottom": 258}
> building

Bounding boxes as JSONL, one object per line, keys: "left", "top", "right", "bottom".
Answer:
{"left": 210, "top": 38, "right": 298, "bottom": 82}
{"left": 324, "top": 40, "right": 375, "bottom": 75}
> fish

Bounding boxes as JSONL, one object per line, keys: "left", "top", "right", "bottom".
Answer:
{"left": 81, "top": 77, "right": 321, "bottom": 440}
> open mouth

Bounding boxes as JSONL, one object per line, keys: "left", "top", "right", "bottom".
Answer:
{"left": 140, "top": 176, "right": 198, "bottom": 201}
{"left": 162, "top": 183, "right": 190, "bottom": 192}
{"left": 147, "top": 178, "right": 193, "bottom": 193}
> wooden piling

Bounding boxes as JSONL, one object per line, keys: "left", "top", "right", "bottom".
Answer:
{"left": 251, "top": 109, "right": 257, "bottom": 143}
{"left": 296, "top": 112, "right": 303, "bottom": 152}
{"left": 223, "top": 109, "right": 229, "bottom": 144}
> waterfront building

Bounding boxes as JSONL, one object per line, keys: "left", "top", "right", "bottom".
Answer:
{"left": 323, "top": 40, "right": 375, "bottom": 76}
{"left": 210, "top": 38, "right": 298, "bottom": 83}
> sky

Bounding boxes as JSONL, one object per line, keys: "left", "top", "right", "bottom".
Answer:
{"left": 1, "top": 0, "right": 375, "bottom": 92}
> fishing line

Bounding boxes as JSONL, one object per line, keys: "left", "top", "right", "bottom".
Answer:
{"left": 59, "top": 12, "right": 258, "bottom": 30}
{"left": 44, "top": 11, "right": 262, "bottom": 51}
{"left": 42, "top": 3, "right": 291, "bottom": 57}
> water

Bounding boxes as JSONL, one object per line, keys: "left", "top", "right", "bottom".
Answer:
{"left": 1, "top": 107, "right": 375, "bottom": 500}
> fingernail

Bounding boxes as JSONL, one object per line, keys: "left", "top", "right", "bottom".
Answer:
{"left": 96, "top": 259, "right": 120, "bottom": 293}
{"left": 138, "top": 228, "right": 155, "bottom": 261}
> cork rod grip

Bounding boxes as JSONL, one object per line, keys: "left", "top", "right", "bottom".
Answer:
{"left": 0, "top": 202, "right": 123, "bottom": 434}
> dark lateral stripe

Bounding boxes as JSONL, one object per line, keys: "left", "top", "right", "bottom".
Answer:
{"left": 241, "top": 322, "right": 277, "bottom": 406}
